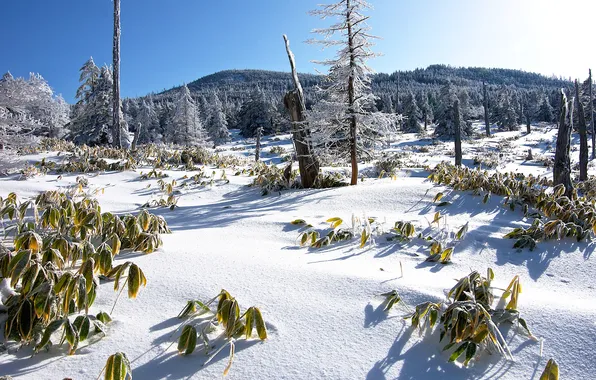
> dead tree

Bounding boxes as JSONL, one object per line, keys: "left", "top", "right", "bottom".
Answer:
{"left": 590, "top": 69, "right": 595, "bottom": 159}
{"left": 553, "top": 90, "right": 574, "bottom": 196}
{"left": 131, "top": 123, "right": 142, "bottom": 151}
{"left": 454, "top": 99, "right": 462, "bottom": 166}
{"left": 483, "top": 82, "right": 490, "bottom": 137}
{"left": 255, "top": 126, "right": 262, "bottom": 162}
{"left": 575, "top": 80, "right": 589, "bottom": 181}
{"left": 282, "top": 35, "right": 320, "bottom": 188}
{"left": 112, "top": 0, "right": 122, "bottom": 148}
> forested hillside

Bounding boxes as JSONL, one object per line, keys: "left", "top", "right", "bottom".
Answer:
{"left": 121, "top": 65, "right": 576, "bottom": 143}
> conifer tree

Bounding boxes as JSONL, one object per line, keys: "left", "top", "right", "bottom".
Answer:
{"left": 170, "top": 85, "right": 209, "bottom": 146}
{"left": 402, "top": 90, "right": 422, "bottom": 133}
{"left": 308, "top": 0, "right": 397, "bottom": 185}
{"left": 435, "top": 82, "right": 472, "bottom": 137}
{"left": 206, "top": 93, "right": 231, "bottom": 145}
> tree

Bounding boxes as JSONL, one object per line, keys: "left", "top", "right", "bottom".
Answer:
{"left": 136, "top": 99, "right": 159, "bottom": 144}
{"left": 402, "top": 90, "right": 422, "bottom": 133}
{"left": 282, "top": 34, "right": 320, "bottom": 189}
{"left": 205, "top": 93, "right": 231, "bottom": 145}
{"left": 483, "top": 82, "right": 490, "bottom": 136}
{"left": 169, "top": 85, "right": 209, "bottom": 146}
{"left": 537, "top": 95, "right": 554, "bottom": 123}
{"left": 69, "top": 66, "right": 113, "bottom": 145}
{"left": 553, "top": 90, "right": 573, "bottom": 197}
{"left": 237, "top": 87, "right": 273, "bottom": 138}
{"left": 416, "top": 91, "right": 433, "bottom": 131}
{"left": 434, "top": 82, "right": 472, "bottom": 137}
{"left": 495, "top": 89, "right": 518, "bottom": 131}
{"left": 0, "top": 72, "right": 70, "bottom": 143}
{"left": 454, "top": 99, "right": 462, "bottom": 167}
{"left": 308, "top": 0, "right": 397, "bottom": 185}
{"left": 112, "top": 0, "right": 127, "bottom": 148}
{"left": 575, "top": 80, "right": 588, "bottom": 181}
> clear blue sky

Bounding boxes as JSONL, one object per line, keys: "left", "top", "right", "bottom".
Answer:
{"left": 1, "top": 0, "right": 594, "bottom": 103}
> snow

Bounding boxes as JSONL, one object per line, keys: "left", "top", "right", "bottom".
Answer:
{"left": 1, "top": 124, "right": 596, "bottom": 379}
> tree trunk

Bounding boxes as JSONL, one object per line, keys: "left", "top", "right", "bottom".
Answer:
{"left": 255, "top": 126, "right": 262, "bottom": 162}
{"left": 282, "top": 35, "right": 320, "bottom": 189}
{"left": 284, "top": 92, "right": 320, "bottom": 188}
{"left": 553, "top": 90, "right": 573, "bottom": 196}
{"left": 112, "top": 0, "right": 122, "bottom": 148}
{"left": 590, "top": 69, "right": 595, "bottom": 159}
{"left": 131, "top": 123, "right": 142, "bottom": 151}
{"left": 526, "top": 114, "right": 531, "bottom": 134}
{"left": 483, "top": 82, "right": 490, "bottom": 137}
{"left": 575, "top": 80, "right": 588, "bottom": 181}
{"left": 454, "top": 99, "right": 462, "bottom": 166}
{"left": 395, "top": 73, "right": 400, "bottom": 114}
{"left": 346, "top": 0, "right": 358, "bottom": 185}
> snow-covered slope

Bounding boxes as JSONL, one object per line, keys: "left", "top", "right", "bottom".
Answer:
{"left": 0, "top": 125, "right": 595, "bottom": 380}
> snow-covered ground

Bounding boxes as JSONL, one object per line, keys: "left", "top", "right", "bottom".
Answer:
{"left": 1, "top": 124, "right": 595, "bottom": 379}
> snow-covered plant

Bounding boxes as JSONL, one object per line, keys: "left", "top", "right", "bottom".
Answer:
{"left": 307, "top": 0, "right": 399, "bottom": 185}
{"left": 396, "top": 269, "right": 534, "bottom": 367}
{"left": 174, "top": 289, "right": 267, "bottom": 376}
{"left": 0, "top": 191, "right": 169, "bottom": 355}
{"left": 429, "top": 163, "right": 596, "bottom": 249}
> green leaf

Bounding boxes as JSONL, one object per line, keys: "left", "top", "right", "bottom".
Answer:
{"left": 96, "top": 312, "right": 113, "bottom": 325}
{"left": 540, "top": 359, "right": 559, "bottom": 380}
{"left": 35, "top": 319, "right": 66, "bottom": 353}
{"left": 290, "top": 219, "right": 307, "bottom": 225}
{"left": 448, "top": 342, "right": 469, "bottom": 363}
{"left": 254, "top": 307, "right": 267, "bottom": 340}
{"left": 64, "top": 319, "right": 79, "bottom": 355}
{"left": 127, "top": 263, "right": 146, "bottom": 299}
{"left": 464, "top": 343, "right": 477, "bottom": 366}
{"left": 178, "top": 325, "right": 197, "bottom": 356}
{"left": 245, "top": 307, "right": 254, "bottom": 339}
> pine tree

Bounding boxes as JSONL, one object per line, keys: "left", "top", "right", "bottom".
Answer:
{"left": 237, "top": 87, "right": 273, "bottom": 138}
{"left": 307, "top": 0, "right": 397, "bottom": 185}
{"left": 434, "top": 82, "right": 472, "bottom": 137}
{"left": 136, "top": 99, "right": 159, "bottom": 144}
{"left": 496, "top": 89, "right": 518, "bottom": 131}
{"left": 69, "top": 66, "right": 113, "bottom": 145}
{"left": 416, "top": 91, "right": 433, "bottom": 130}
{"left": 170, "top": 85, "right": 209, "bottom": 146}
{"left": 537, "top": 96, "right": 554, "bottom": 122}
{"left": 206, "top": 93, "right": 231, "bottom": 145}
{"left": 402, "top": 90, "right": 422, "bottom": 133}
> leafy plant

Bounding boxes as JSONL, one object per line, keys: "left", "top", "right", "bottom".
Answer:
{"left": 0, "top": 190, "right": 169, "bottom": 355}
{"left": 174, "top": 289, "right": 267, "bottom": 376}
{"left": 397, "top": 269, "right": 534, "bottom": 367}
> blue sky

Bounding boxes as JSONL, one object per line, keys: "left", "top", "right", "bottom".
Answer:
{"left": 1, "top": 0, "right": 594, "bottom": 102}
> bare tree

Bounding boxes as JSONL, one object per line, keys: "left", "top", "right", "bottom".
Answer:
{"left": 112, "top": 0, "right": 125, "bottom": 148}
{"left": 483, "top": 82, "right": 490, "bottom": 137}
{"left": 282, "top": 35, "right": 320, "bottom": 188}
{"left": 590, "top": 69, "right": 595, "bottom": 160}
{"left": 553, "top": 89, "right": 573, "bottom": 196}
{"left": 454, "top": 99, "right": 462, "bottom": 166}
{"left": 575, "top": 80, "right": 588, "bottom": 181}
